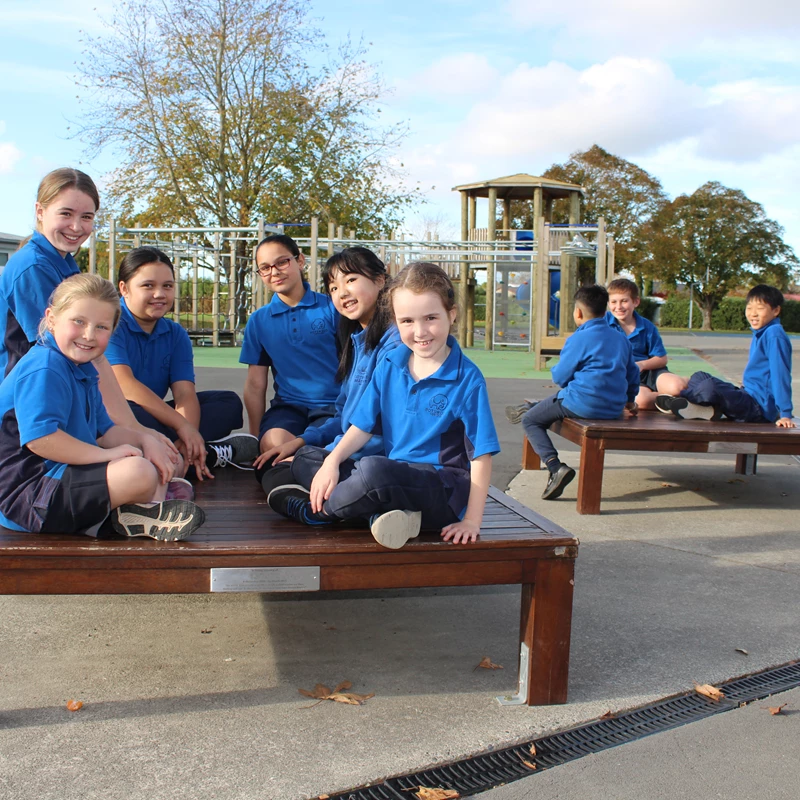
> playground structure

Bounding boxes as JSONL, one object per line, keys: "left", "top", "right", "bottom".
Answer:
{"left": 86, "top": 174, "right": 614, "bottom": 365}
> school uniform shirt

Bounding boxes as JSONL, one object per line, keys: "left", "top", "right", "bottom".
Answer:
{"left": 742, "top": 318, "right": 793, "bottom": 421}
{"left": 239, "top": 282, "right": 339, "bottom": 408}
{"left": 552, "top": 316, "right": 640, "bottom": 419}
{"left": 0, "top": 231, "right": 80, "bottom": 380}
{"left": 349, "top": 336, "right": 500, "bottom": 519}
{"left": 0, "top": 333, "right": 114, "bottom": 531}
{"left": 302, "top": 326, "right": 401, "bottom": 459}
{"left": 105, "top": 299, "right": 195, "bottom": 399}
{"left": 605, "top": 310, "right": 667, "bottom": 362}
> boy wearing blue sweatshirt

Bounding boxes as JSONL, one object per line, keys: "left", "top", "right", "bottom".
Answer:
{"left": 522, "top": 285, "right": 640, "bottom": 500}
{"left": 656, "top": 285, "right": 795, "bottom": 427}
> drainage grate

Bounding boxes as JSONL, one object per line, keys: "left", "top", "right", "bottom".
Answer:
{"left": 322, "top": 660, "right": 800, "bottom": 800}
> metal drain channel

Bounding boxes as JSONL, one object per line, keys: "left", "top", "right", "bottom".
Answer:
{"left": 323, "top": 660, "right": 800, "bottom": 800}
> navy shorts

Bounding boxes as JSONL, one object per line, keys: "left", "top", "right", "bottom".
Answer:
{"left": 40, "top": 462, "right": 112, "bottom": 537}
{"left": 639, "top": 367, "right": 670, "bottom": 393}
{"left": 259, "top": 398, "right": 336, "bottom": 440}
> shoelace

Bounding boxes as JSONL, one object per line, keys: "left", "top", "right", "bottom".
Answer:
{"left": 284, "top": 495, "right": 309, "bottom": 522}
{"left": 210, "top": 443, "right": 233, "bottom": 467}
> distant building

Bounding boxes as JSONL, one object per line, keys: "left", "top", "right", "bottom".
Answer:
{"left": 0, "top": 232, "right": 24, "bottom": 272}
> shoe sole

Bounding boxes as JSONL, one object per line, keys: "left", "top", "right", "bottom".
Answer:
{"left": 112, "top": 501, "right": 205, "bottom": 541}
{"left": 671, "top": 400, "right": 717, "bottom": 421}
{"left": 542, "top": 468, "right": 576, "bottom": 500}
{"left": 505, "top": 404, "right": 530, "bottom": 424}
{"left": 370, "top": 510, "right": 422, "bottom": 550}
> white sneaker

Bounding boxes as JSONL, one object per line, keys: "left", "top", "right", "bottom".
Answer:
{"left": 207, "top": 433, "right": 260, "bottom": 469}
{"left": 369, "top": 510, "right": 422, "bottom": 550}
{"left": 111, "top": 500, "right": 205, "bottom": 541}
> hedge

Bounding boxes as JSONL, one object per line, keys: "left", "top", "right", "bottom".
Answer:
{"left": 659, "top": 296, "right": 800, "bottom": 332}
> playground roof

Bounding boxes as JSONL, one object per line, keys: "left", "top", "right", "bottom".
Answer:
{"left": 452, "top": 173, "right": 584, "bottom": 199}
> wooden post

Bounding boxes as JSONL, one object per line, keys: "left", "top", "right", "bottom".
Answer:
{"left": 212, "top": 232, "right": 220, "bottom": 347}
{"left": 192, "top": 252, "right": 199, "bottom": 331}
{"left": 485, "top": 188, "right": 498, "bottom": 351}
{"left": 88, "top": 231, "right": 96, "bottom": 275}
{"left": 532, "top": 216, "right": 549, "bottom": 370}
{"left": 108, "top": 218, "right": 117, "bottom": 285}
{"left": 502, "top": 197, "right": 511, "bottom": 238}
{"left": 596, "top": 216, "right": 607, "bottom": 285}
{"left": 309, "top": 216, "right": 319, "bottom": 291}
{"left": 255, "top": 218, "right": 266, "bottom": 311}
{"left": 607, "top": 236, "right": 615, "bottom": 282}
{"left": 533, "top": 188, "right": 543, "bottom": 223}
{"left": 468, "top": 194, "right": 476, "bottom": 234}
{"left": 337, "top": 225, "right": 344, "bottom": 240}
{"left": 173, "top": 241, "right": 181, "bottom": 320}
{"left": 228, "top": 237, "right": 237, "bottom": 332}
{"left": 133, "top": 234, "right": 141, "bottom": 248}
{"left": 459, "top": 191, "right": 469, "bottom": 347}
{"left": 560, "top": 190, "right": 581, "bottom": 335}
{"left": 348, "top": 229, "right": 355, "bottom": 240}
{"left": 327, "top": 221, "right": 335, "bottom": 261}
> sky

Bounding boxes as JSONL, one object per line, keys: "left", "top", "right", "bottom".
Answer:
{"left": 1, "top": 0, "right": 799, "bottom": 259}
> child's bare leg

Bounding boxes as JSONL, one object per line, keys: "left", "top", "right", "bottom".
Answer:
{"left": 260, "top": 427, "right": 295, "bottom": 452}
{"left": 656, "top": 372, "right": 689, "bottom": 396}
{"left": 107, "top": 457, "right": 160, "bottom": 508}
{"left": 636, "top": 386, "right": 658, "bottom": 410}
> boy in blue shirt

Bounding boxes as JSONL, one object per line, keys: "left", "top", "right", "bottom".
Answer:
{"left": 241, "top": 234, "right": 340, "bottom": 456}
{"left": 606, "top": 278, "right": 688, "bottom": 408}
{"left": 522, "top": 285, "right": 640, "bottom": 500}
{"left": 656, "top": 285, "right": 795, "bottom": 427}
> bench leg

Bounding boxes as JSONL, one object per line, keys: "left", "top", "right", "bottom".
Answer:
{"left": 734, "top": 454, "right": 758, "bottom": 475}
{"left": 522, "top": 436, "right": 541, "bottom": 470}
{"left": 576, "top": 438, "right": 604, "bottom": 515}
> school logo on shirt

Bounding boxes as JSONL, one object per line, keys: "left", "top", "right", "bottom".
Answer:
{"left": 426, "top": 394, "right": 449, "bottom": 417}
{"left": 311, "top": 319, "right": 326, "bottom": 334}
{"left": 354, "top": 363, "right": 369, "bottom": 384}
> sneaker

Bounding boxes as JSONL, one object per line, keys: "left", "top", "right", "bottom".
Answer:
{"left": 111, "top": 500, "right": 205, "bottom": 541}
{"left": 654, "top": 395, "right": 718, "bottom": 421}
{"left": 267, "top": 485, "right": 332, "bottom": 525}
{"left": 542, "top": 464, "right": 576, "bottom": 500}
{"left": 369, "top": 509, "right": 422, "bottom": 549}
{"left": 505, "top": 400, "right": 538, "bottom": 425}
{"left": 207, "top": 433, "right": 260, "bottom": 469}
{"left": 165, "top": 477, "right": 195, "bottom": 502}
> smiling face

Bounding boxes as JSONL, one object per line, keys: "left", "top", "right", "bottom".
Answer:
{"left": 607, "top": 291, "right": 639, "bottom": 324}
{"left": 35, "top": 187, "right": 97, "bottom": 257}
{"left": 119, "top": 261, "right": 175, "bottom": 333}
{"left": 327, "top": 268, "right": 384, "bottom": 328}
{"left": 745, "top": 298, "right": 781, "bottom": 330}
{"left": 392, "top": 288, "right": 456, "bottom": 372}
{"left": 46, "top": 297, "right": 116, "bottom": 365}
{"left": 255, "top": 242, "right": 305, "bottom": 299}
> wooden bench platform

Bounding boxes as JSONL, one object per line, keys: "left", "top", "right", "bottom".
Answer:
{"left": 522, "top": 412, "right": 800, "bottom": 515}
{"left": 0, "top": 470, "right": 578, "bottom": 706}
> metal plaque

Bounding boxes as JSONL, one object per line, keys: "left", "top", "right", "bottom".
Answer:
{"left": 210, "top": 567, "right": 320, "bottom": 593}
{"left": 707, "top": 442, "right": 757, "bottom": 454}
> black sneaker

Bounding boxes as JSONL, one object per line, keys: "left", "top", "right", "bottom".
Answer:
{"left": 267, "top": 485, "right": 332, "bottom": 525}
{"left": 369, "top": 510, "right": 422, "bottom": 549}
{"left": 505, "top": 400, "right": 538, "bottom": 424}
{"left": 654, "top": 395, "right": 718, "bottom": 420}
{"left": 111, "top": 500, "right": 206, "bottom": 541}
{"left": 542, "top": 464, "right": 576, "bottom": 500}
{"left": 206, "top": 433, "right": 260, "bottom": 469}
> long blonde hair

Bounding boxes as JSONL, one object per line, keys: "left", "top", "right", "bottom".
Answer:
{"left": 39, "top": 274, "right": 121, "bottom": 339}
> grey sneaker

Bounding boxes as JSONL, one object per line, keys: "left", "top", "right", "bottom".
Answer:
{"left": 369, "top": 510, "right": 422, "bottom": 549}
{"left": 654, "top": 395, "right": 719, "bottom": 420}
{"left": 505, "top": 401, "right": 537, "bottom": 424}
{"left": 111, "top": 500, "right": 205, "bottom": 541}
{"left": 542, "top": 464, "right": 576, "bottom": 500}
{"left": 207, "top": 433, "right": 260, "bottom": 469}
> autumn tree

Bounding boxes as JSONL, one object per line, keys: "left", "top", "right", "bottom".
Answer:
{"left": 641, "top": 181, "right": 798, "bottom": 329}
{"left": 77, "top": 0, "right": 416, "bottom": 235}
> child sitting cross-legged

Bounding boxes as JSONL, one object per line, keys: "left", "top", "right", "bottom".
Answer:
{"left": 655, "top": 284, "right": 795, "bottom": 427}
{"left": 522, "top": 284, "right": 640, "bottom": 500}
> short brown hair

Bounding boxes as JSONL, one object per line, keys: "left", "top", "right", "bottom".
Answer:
{"left": 607, "top": 278, "right": 639, "bottom": 300}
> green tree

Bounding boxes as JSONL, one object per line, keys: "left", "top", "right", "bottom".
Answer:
{"left": 641, "top": 181, "right": 798, "bottom": 329}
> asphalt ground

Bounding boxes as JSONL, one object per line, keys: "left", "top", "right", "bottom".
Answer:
{"left": 1, "top": 332, "right": 799, "bottom": 799}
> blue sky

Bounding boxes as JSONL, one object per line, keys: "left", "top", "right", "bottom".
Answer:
{"left": 1, "top": 0, "right": 799, "bottom": 261}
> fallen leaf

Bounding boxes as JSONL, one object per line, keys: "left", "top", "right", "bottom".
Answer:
{"left": 475, "top": 656, "right": 503, "bottom": 671}
{"left": 318, "top": 795, "right": 330, "bottom": 799}
{"left": 660, "top": 483, "right": 677, "bottom": 488}
{"left": 528, "top": 743, "right": 537, "bottom": 756}
{"left": 735, "top": 648, "right": 749, "bottom": 656}
{"left": 599, "top": 710, "right": 615, "bottom": 719}
{"left": 298, "top": 680, "right": 374, "bottom": 706}
{"left": 695, "top": 683, "right": 725, "bottom": 703}
{"left": 415, "top": 788, "right": 459, "bottom": 800}
{"left": 520, "top": 758, "right": 536, "bottom": 770}
{"left": 201, "top": 629, "right": 213, "bottom": 634}
{"left": 66, "top": 699, "right": 83, "bottom": 712}
{"left": 768, "top": 704, "right": 787, "bottom": 715}
{"left": 727, "top": 478, "right": 745, "bottom": 484}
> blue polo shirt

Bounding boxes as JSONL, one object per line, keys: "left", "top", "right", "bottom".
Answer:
{"left": 605, "top": 310, "right": 667, "bottom": 363}
{"left": 302, "top": 326, "right": 401, "bottom": 459}
{"left": 553, "top": 317, "right": 640, "bottom": 418}
{"left": 349, "top": 336, "right": 500, "bottom": 518}
{"left": 742, "top": 318, "right": 793, "bottom": 421}
{"left": 0, "top": 333, "right": 114, "bottom": 531}
{"left": 105, "top": 299, "right": 195, "bottom": 399}
{"left": 0, "top": 231, "right": 80, "bottom": 380}
{"left": 239, "top": 283, "right": 339, "bottom": 408}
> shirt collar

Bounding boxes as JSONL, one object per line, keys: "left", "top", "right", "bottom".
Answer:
{"left": 120, "top": 298, "right": 170, "bottom": 337}
{"left": 268, "top": 282, "right": 316, "bottom": 315}
{"left": 31, "top": 230, "right": 79, "bottom": 277}
{"left": 605, "top": 310, "right": 644, "bottom": 332}
{"left": 579, "top": 316, "right": 608, "bottom": 332}
{"left": 752, "top": 317, "right": 782, "bottom": 337}
{"left": 387, "top": 335, "right": 463, "bottom": 382}
{"left": 41, "top": 331, "right": 99, "bottom": 384}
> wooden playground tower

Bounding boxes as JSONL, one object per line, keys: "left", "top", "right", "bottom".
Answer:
{"left": 453, "top": 173, "right": 615, "bottom": 368}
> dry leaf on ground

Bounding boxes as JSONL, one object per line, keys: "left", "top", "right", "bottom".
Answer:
{"left": 661, "top": 483, "right": 678, "bottom": 488}
{"left": 66, "top": 699, "right": 83, "bottom": 712}
{"left": 414, "top": 788, "right": 459, "bottom": 800}
{"left": 734, "top": 648, "right": 749, "bottom": 656}
{"left": 298, "top": 680, "right": 374, "bottom": 707}
{"left": 520, "top": 757, "right": 537, "bottom": 770}
{"left": 695, "top": 683, "right": 725, "bottom": 702}
{"left": 528, "top": 743, "right": 537, "bottom": 756}
{"left": 599, "top": 710, "right": 615, "bottom": 719}
{"left": 768, "top": 704, "right": 788, "bottom": 715}
{"left": 474, "top": 656, "right": 503, "bottom": 671}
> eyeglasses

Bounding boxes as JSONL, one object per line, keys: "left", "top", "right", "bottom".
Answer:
{"left": 255, "top": 255, "right": 295, "bottom": 277}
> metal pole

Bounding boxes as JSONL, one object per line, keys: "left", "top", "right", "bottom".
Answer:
{"left": 108, "top": 219, "right": 117, "bottom": 285}
{"left": 212, "top": 232, "right": 220, "bottom": 347}
{"left": 688, "top": 284, "right": 694, "bottom": 330}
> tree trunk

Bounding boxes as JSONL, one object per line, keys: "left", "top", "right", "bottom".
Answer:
{"left": 701, "top": 303, "right": 714, "bottom": 330}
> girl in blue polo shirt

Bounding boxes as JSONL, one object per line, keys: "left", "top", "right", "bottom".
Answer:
{"left": 253, "top": 246, "right": 399, "bottom": 494}
{"left": 267, "top": 262, "right": 500, "bottom": 550}
{"left": 106, "top": 247, "right": 258, "bottom": 480}
{"left": 241, "top": 234, "right": 340, "bottom": 456}
{"left": 0, "top": 274, "right": 205, "bottom": 540}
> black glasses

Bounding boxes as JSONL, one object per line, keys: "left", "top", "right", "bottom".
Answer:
{"left": 255, "top": 255, "right": 295, "bottom": 277}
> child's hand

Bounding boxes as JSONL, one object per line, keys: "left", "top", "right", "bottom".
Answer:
{"left": 106, "top": 444, "right": 143, "bottom": 461}
{"left": 440, "top": 518, "right": 480, "bottom": 544}
{"left": 624, "top": 401, "right": 638, "bottom": 417}
{"left": 310, "top": 457, "right": 340, "bottom": 514}
{"left": 776, "top": 417, "right": 797, "bottom": 428}
{"left": 176, "top": 422, "right": 207, "bottom": 472}
{"left": 256, "top": 437, "right": 304, "bottom": 468}
{"left": 140, "top": 435, "right": 177, "bottom": 484}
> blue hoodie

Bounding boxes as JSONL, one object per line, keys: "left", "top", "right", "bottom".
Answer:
{"left": 742, "top": 318, "right": 792, "bottom": 421}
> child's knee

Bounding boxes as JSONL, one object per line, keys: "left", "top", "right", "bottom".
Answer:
{"left": 113, "top": 456, "right": 159, "bottom": 496}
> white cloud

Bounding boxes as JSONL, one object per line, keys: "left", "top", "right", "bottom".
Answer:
{"left": 0, "top": 141, "right": 24, "bottom": 174}
{"left": 399, "top": 53, "right": 500, "bottom": 98}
